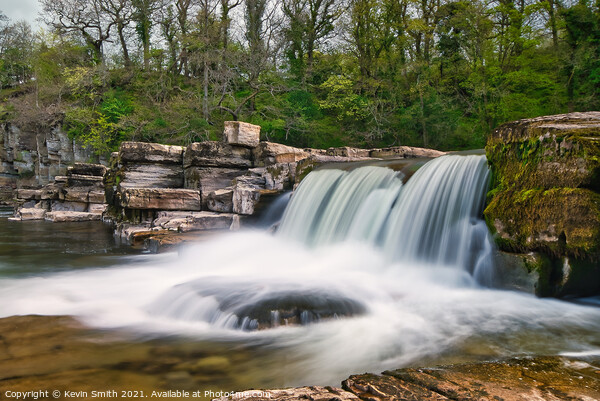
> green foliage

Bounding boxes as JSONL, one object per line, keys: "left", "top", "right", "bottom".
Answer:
{"left": 64, "top": 92, "right": 133, "bottom": 154}
{"left": 2, "top": 0, "right": 600, "bottom": 154}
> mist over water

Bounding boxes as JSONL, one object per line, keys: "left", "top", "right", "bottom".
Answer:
{"left": 0, "top": 155, "right": 599, "bottom": 386}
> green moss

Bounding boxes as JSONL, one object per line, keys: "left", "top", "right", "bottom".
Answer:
{"left": 484, "top": 188, "right": 600, "bottom": 258}
{"left": 295, "top": 159, "right": 318, "bottom": 184}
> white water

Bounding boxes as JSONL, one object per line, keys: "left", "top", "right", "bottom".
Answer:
{"left": 0, "top": 154, "right": 599, "bottom": 385}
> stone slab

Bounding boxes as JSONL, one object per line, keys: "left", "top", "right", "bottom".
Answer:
{"left": 119, "top": 188, "right": 201, "bottom": 210}
{"left": 119, "top": 163, "right": 184, "bottom": 189}
{"left": 45, "top": 211, "right": 103, "bottom": 222}
{"left": 223, "top": 121, "right": 261, "bottom": 148}
{"left": 183, "top": 142, "right": 253, "bottom": 169}
{"left": 119, "top": 141, "right": 184, "bottom": 164}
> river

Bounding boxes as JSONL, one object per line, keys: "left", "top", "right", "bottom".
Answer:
{"left": 1, "top": 155, "right": 599, "bottom": 398}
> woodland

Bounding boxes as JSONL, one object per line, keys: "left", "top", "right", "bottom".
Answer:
{"left": 0, "top": 0, "right": 599, "bottom": 153}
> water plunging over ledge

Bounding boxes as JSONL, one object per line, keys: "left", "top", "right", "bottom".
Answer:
{"left": 278, "top": 154, "right": 493, "bottom": 281}
{"left": 0, "top": 154, "right": 599, "bottom": 389}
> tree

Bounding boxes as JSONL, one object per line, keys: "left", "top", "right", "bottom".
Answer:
{"left": 100, "top": 0, "right": 135, "bottom": 67}
{"left": 40, "top": 0, "right": 114, "bottom": 64}
{"left": 282, "top": 0, "right": 341, "bottom": 82}
{"left": 132, "top": 0, "right": 163, "bottom": 70}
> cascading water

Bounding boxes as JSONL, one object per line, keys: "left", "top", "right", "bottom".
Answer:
{"left": 277, "top": 154, "right": 494, "bottom": 280}
{"left": 278, "top": 166, "right": 403, "bottom": 245}
{"left": 1, "top": 153, "right": 599, "bottom": 388}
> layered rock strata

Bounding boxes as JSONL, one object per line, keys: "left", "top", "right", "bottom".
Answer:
{"left": 0, "top": 123, "right": 101, "bottom": 204}
{"left": 10, "top": 162, "right": 108, "bottom": 222}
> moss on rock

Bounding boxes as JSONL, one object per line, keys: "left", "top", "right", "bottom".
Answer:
{"left": 485, "top": 187, "right": 600, "bottom": 257}
{"left": 485, "top": 113, "right": 600, "bottom": 297}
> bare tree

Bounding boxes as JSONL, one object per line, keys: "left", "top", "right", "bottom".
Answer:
{"left": 40, "top": 0, "right": 115, "bottom": 63}
{"left": 100, "top": 0, "right": 135, "bottom": 67}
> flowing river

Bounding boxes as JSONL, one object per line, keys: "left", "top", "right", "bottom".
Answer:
{"left": 0, "top": 154, "right": 599, "bottom": 394}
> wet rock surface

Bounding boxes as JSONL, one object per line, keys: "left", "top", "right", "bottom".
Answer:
{"left": 345, "top": 355, "right": 600, "bottom": 401}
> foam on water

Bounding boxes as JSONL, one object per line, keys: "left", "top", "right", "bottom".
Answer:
{"left": 0, "top": 231, "right": 599, "bottom": 384}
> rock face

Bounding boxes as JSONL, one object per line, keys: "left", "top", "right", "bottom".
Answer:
{"left": 0, "top": 124, "right": 101, "bottom": 196}
{"left": 485, "top": 112, "right": 600, "bottom": 297}
{"left": 11, "top": 161, "right": 109, "bottom": 222}
{"left": 3, "top": 119, "right": 447, "bottom": 247}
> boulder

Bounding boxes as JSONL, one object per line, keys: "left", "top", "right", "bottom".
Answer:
{"left": 16, "top": 189, "right": 42, "bottom": 200}
{"left": 263, "top": 163, "right": 295, "bottom": 190}
{"left": 223, "top": 121, "right": 261, "bottom": 148}
{"left": 184, "top": 167, "right": 247, "bottom": 207}
{"left": 485, "top": 188, "right": 600, "bottom": 256}
{"left": 88, "top": 190, "right": 106, "bottom": 204}
{"left": 63, "top": 188, "right": 90, "bottom": 203}
{"left": 39, "top": 185, "right": 61, "bottom": 200}
{"left": 115, "top": 223, "right": 153, "bottom": 243}
{"left": 183, "top": 142, "right": 253, "bottom": 169}
{"left": 119, "top": 141, "right": 184, "bottom": 164}
{"left": 486, "top": 112, "right": 600, "bottom": 190}
{"left": 485, "top": 112, "right": 600, "bottom": 297}
{"left": 253, "top": 142, "right": 308, "bottom": 167}
{"left": 119, "top": 163, "right": 184, "bottom": 189}
{"left": 232, "top": 184, "right": 261, "bottom": 215}
{"left": 88, "top": 203, "right": 108, "bottom": 214}
{"left": 120, "top": 188, "right": 201, "bottom": 210}
{"left": 206, "top": 188, "right": 234, "bottom": 213}
{"left": 45, "top": 211, "right": 102, "bottom": 222}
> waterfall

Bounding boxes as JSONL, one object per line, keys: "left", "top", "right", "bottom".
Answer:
{"left": 278, "top": 166, "right": 403, "bottom": 245}
{"left": 277, "top": 154, "right": 493, "bottom": 276}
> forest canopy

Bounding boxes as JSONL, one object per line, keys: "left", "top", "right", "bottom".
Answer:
{"left": 0, "top": 0, "right": 599, "bottom": 153}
